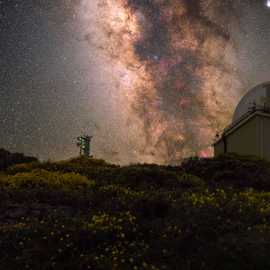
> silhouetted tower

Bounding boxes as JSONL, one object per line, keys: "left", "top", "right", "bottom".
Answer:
{"left": 77, "top": 135, "right": 92, "bottom": 157}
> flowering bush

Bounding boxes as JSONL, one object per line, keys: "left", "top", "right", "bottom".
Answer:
{"left": 0, "top": 169, "right": 94, "bottom": 190}
{"left": 0, "top": 155, "right": 270, "bottom": 269}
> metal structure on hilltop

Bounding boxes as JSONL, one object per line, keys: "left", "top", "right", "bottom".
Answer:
{"left": 76, "top": 135, "right": 93, "bottom": 157}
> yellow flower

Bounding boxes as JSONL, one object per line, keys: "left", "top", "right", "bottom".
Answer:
{"left": 142, "top": 262, "right": 148, "bottom": 267}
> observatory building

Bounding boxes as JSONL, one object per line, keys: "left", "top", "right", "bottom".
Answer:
{"left": 214, "top": 82, "right": 270, "bottom": 160}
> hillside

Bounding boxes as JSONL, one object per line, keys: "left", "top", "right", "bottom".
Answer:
{"left": 1, "top": 153, "right": 270, "bottom": 269}
{"left": 0, "top": 148, "right": 38, "bottom": 171}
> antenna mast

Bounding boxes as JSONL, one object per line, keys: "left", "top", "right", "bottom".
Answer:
{"left": 76, "top": 135, "right": 93, "bottom": 157}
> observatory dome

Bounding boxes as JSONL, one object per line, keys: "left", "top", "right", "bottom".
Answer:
{"left": 233, "top": 82, "right": 270, "bottom": 122}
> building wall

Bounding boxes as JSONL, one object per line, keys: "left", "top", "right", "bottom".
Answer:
{"left": 214, "top": 115, "right": 260, "bottom": 157}
{"left": 226, "top": 116, "right": 260, "bottom": 157}
{"left": 214, "top": 140, "right": 225, "bottom": 156}
{"left": 214, "top": 113, "right": 270, "bottom": 160}
{"left": 261, "top": 116, "right": 270, "bottom": 160}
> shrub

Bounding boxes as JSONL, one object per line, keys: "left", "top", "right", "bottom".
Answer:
{"left": 1, "top": 154, "right": 270, "bottom": 269}
{"left": 115, "top": 165, "right": 181, "bottom": 189}
{"left": 0, "top": 170, "right": 94, "bottom": 190}
{"left": 7, "top": 162, "right": 40, "bottom": 175}
{"left": 178, "top": 173, "right": 206, "bottom": 189}
{"left": 182, "top": 154, "right": 270, "bottom": 190}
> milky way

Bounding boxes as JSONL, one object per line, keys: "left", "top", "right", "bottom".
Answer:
{"left": 78, "top": 0, "right": 244, "bottom": 164}
{"left": 1, "top": 0, "right": 270, "bottom": 164}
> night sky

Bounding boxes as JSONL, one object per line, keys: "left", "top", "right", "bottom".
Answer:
{"left": 1, "top": 0, "right": 270, "bottom": 164}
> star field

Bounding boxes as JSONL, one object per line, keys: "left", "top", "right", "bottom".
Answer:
{"left": 1, "top": 0, "right": 270, "bottom": 164}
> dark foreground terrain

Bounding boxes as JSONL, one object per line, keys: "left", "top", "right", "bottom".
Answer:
{"left": 1, "top": 150, "right": 270, "bottom": 269}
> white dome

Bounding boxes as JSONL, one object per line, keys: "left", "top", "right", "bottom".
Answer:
{"left": 233, "top": 82, "right": 270, "bottom": 122}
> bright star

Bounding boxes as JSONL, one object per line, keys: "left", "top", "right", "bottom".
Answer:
{"left": 267, "top": 0, "right": 270, "bottom": 8}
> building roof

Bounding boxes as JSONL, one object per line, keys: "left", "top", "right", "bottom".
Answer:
{"left": 214, "top": 82, "right": 270, "bottom": 146}
{"left": 233, "top": 82, "right": 270, "bottom": 122}
{"left": 214, "top": 109, "right": 270, "bottom": 146}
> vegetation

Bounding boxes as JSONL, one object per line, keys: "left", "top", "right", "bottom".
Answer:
{"left": 0, "top": 148, "right": 37, "bottom": 171}
{"left": 1, "top": 151, "right": 270, "bottom": 269}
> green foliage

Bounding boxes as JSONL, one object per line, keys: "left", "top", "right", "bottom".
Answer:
{"left": 7, "top": 162, "right": 41, "bottom": 175}
{"left": 1, "top": 154, "right": 270, "bottom": 269}
{"left": 182, "top": 154, "right": 270, "bottom": 190}
{"left": 115, "top": 165, "right": 182, "bottom": 189}
{"left": 178, "top": 173, "right": 206, "bottom": 189}
{"left": 0, "top": 170, "right": 94, "bottom": 190}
